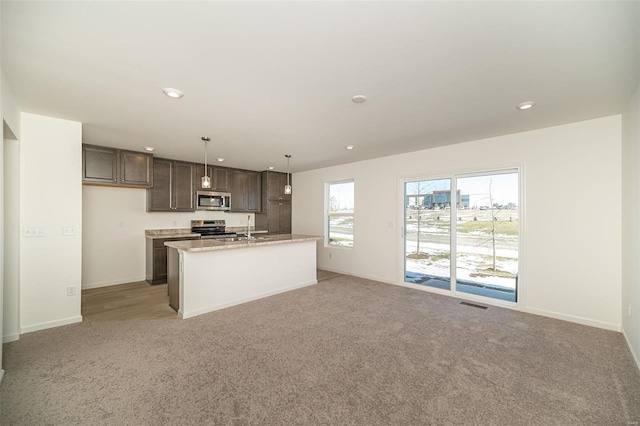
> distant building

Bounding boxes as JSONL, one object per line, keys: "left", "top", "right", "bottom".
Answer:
{"left": 406, "top": 190, "right": 469, "bottom": 209}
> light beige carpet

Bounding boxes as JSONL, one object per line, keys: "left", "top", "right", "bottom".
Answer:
{"left": 2, "top": 275, "right": 640, "bottom": 425}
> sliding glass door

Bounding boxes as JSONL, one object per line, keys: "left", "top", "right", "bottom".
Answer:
{"left": 455, "top": 172, "right": 519, "bottom": 302}
{"left": 404, "top": 178, "right": 451, "bottom": 290}
{"left": 403, "top": 170, "right": 519, "bottom": 304}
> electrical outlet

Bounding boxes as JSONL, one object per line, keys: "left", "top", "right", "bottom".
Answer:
{"left": 23, "top": 227, "right": 45, "bottom": 237}
{"left": 329, "top": 252, "right": 333, "bottom": 260}
{"left": 629, "top": 303, "right": 632, "bottom": 318}
{"left": 63, "top": 225, "right": 76, "bottom": 236}
{"left": 67, "top": 285, "right": 76, "bottom": 297}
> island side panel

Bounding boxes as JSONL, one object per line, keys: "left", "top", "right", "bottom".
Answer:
{"left": 180, "top": 240, "right": 317, "bottom": 319}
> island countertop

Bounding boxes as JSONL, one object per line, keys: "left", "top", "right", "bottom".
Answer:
{"left": 164, "top": 234, "right": 322, "bottom": 252}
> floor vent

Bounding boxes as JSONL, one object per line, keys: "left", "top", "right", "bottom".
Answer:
{"left": 460, "top": 301, "right": 488, "bottom": 310}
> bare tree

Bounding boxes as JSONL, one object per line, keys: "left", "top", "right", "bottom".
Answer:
{"left": 489, "top": 179, "right": 497, "bottom": 270}
{"left": 406, "top": 181, "right": 435, "bottom": 256}
{"left": 472, "top": 178, "right": 501, "bottom": 271}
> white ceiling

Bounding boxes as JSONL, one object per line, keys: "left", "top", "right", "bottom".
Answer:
{"left": 2, "top": 1, "right": 638, "bottom": 173}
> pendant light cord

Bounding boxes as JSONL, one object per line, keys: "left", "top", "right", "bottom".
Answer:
{"left": 204, "top": 140, "right": 208, "bottom": 172}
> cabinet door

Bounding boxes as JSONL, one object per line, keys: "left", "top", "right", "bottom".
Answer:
{"left": 266, "top": 172, "right": 283, "bottom": 200}
{"left": 246, "top": 171, "right": 261, "bottom": 212}
{"left": 173, "top": 162, "right": 196, "bottom": 211}
{"left": 120, "top": 150, "right": 153, "bottom": 187}
{"left": 230, "top": 169, "right": 248, "bottom": 211}
{"left": 194, "top": 164, "right": 213, "bottom": 191}
{"left": 83, "top": 145, "right": 117, "bottom": 184}
{"left": 279, "top": 201, "right": 292, "bottom": 234}
{"left": 154, "top": 247, "right": 168, "bottom": 281}
{"left": 266, "top": 171, "right": 291, "bottom": 201}
{"left": 147, "top": 159, "right": 173, "bottom": 211}
{"left": 212, "top": 167, "right": 230, "bottom": 191}
{"left": 266, "top": 201, "right": 291, "bottom": 234}
{"left": 267, "top": 202, "right": 282, "bottom": 234}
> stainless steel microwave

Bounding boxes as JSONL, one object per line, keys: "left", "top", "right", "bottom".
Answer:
{"left": 196, "top": 191, "right": 231, "bottom": 211}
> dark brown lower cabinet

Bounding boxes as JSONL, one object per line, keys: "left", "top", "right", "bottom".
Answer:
{"left": 146, "top": 236, "right": 199, "bottom": 284}
{"left": 256, "top": 200, "right": 291, "bottom": 234}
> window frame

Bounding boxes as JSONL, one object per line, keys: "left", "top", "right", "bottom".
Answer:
{"left": 325, "top": 179, "right": 355, "bottom": 248}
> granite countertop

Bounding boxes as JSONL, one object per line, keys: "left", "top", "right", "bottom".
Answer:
{"left": 146, "top": 227, "right": 268, "bottom": 239}
{"left": 164, "top": 234, "right": 322, "bottom": 252}
{"left": 145, "top": 229, "right": 201, "bottom": 239}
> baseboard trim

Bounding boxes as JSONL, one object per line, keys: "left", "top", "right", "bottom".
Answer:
{"left": 0, "top": 369, "right": 4, "bottom": 385}
{"left": 181, "top": 280, "right": 317, "bottom": 320}
{"left": 522, "top": 307, "right": 620, "bottom": 332}
{"left": 622, "top": 328, "right": 640, "bottom": 374}
{"left": 3, "top": 332, "right": 19, "bottom": 343}
{"left": 82, "top": 277, "right": 145, "bottom": 290}
{"left": 20, "top": 315, "right": 83, "bottom": 334}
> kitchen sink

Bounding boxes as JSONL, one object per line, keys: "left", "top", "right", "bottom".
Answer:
{"left": 220, "top": 236, "right": 269, "bottom": 242}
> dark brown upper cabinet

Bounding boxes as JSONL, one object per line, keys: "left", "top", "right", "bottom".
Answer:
{"left": 264, "top": 171, "right": 292, "bottom": 201}
{"left": 82, "top": 144, "right": 153, "bottom": 188}
{"left": 229, "top": 169, "right": 261, "bottom": 212}
{"left": 147, "top": 159, "right": 196, "bottom": 212}
{"left": 194, "top": 164, "right": 230, "bottom": 192}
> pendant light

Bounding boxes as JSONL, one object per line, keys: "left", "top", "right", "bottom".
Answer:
{"left": 284, "top": 154, "right": 292, "bottom": 195}
{"left": 201, "top": 137, "right": 211, "bottom": 189}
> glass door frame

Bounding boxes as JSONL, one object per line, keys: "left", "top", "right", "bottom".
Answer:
{"left": 397, "top": 166, "right": 523, "bottom": 310}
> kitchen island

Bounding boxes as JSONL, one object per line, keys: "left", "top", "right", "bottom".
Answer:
{"left": 164, "top": 234, "right": 322, "bottom": 319}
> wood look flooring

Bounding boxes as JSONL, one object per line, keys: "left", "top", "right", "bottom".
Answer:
{"left": 81, "top": 281, "right": 178, "bottom": 322}
{"left": 82, "top": 269, "right": 342, "bottom": 322}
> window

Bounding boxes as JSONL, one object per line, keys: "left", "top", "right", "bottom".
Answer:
{"left": 327, "top": 180, "right": 354, "bottom": 247}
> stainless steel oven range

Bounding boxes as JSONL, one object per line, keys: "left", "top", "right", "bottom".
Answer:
{"left": 191, "top": 220, "right": 237, "bottom": 239}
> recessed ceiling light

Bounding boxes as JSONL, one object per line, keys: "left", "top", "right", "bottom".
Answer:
{"left": 163, "top": 88, "right": 184, "bottom": 99}
{"left": 352, "top": 94, "right": 367, "bottom": 104}
{"left": 143, "top": 146, "right": 155, "bottom": 152}
{"left": 345, "top": 145, "right": 355, "bottom": 150}
{"left": 216, "top": 158, "right": 224, "bottom": 162}
{"left": 516, "top": 101, "right": 535, "bottom": 110}
{"left": 268, "top": 166, "right": 275, "bottom": 170}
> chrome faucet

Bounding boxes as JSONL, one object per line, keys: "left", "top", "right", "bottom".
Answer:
{"left": 247, "top": 215, "right": 251, "bottom": 240}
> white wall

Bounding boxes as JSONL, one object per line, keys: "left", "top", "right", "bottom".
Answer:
{"left": 622, "top": 82, "right": 640, "bottom": 369}
{"left": 2, "top": 72, "right": 21, "bottom": 344}
{"left": 293, "top": 116, "right": 622, "bottom": 331}
{"left": 82, "top": 186, "right": 257, "bottom": 288}
{"left": 3, "top": 138, "right": 19, "bottom": 343}
{"left": 20, "top": 113, "right": 82, "bottom": 333}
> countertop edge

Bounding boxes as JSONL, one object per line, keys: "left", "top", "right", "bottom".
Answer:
{"left": 165, "top": 234, "right": 322, "bottom": 252}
